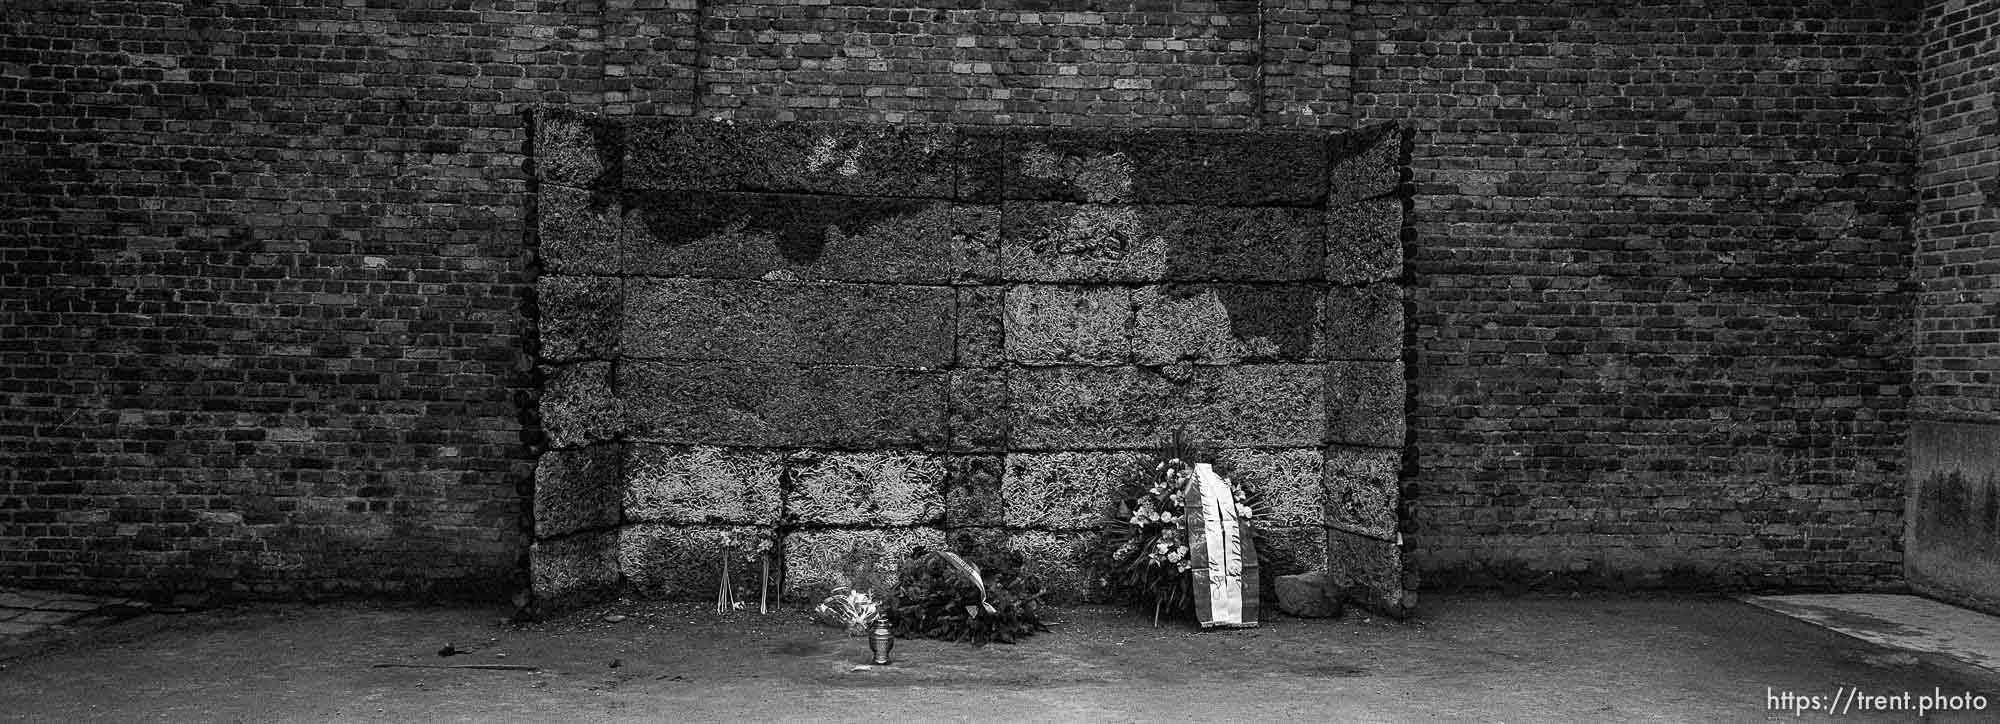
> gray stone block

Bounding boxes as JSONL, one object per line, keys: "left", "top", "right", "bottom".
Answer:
{"left": 620, "top": 523, "right": 775, "bottom": 601}
{"left": 534, "top": 444, "right": 625, "bottom": 538}
{"left": 943, "top": 456, "right": 1005, "bottom": 527}
{"left": 540, "top": 362, "right": 621, "bottom": 448}
{"left": 1004, "top": 285, "right": 1134, "bottom": 365}
{"left": 950, "top": 205, "right": 1003, "bottom": 283}
{"left": 1178, "top": 365, "right": 1327, "bottom": 448}
{"left": 1327, "top": 526, "right": 1412, "bottom": 616}
{"left": 783, "top": 527, "right": 946, "bottom": 601}
{"left": 947, "top": 369, "right": 1010, "bottom": 453}
{"left": 1214, "top": 448, "right": 1324, "bottom": 528}
{"left": 1324, "top": 445, "right": 1401, "bottom": 539}
{"left": 1134, "top": 285, "right": 1319, "bottom": 364}
{"left": 1257, "top": 525, "right": 1330, "bottom": 579}
{"left": 1326, "top": 197, "right": 1404, "bottom": 284}
{"left": 623, "top": 444, "right": 784, "bottom": 526}
{"left": 1003, "top": 128, "right": 1328, "bottom": 206}
{"left": 1321, "top": 283, "right": 1404, "bottom": 361}
{"left": 537, "top": 276, "right": 622, "bottom": 362}
{"left": 1326, "top": 361, "right": 1405, "bottom": 448}
{"left": 1160, "top": 205, "right": 1326, "bottom": 282}
{"left": 1007, "top": 366, "right": 1176, "bottom": 450}
{"left": 787, "top": 450, "right": 947, "bottom": 526}
{"left": 1001, "top": 202, "right": 1167, "bottom": 282}
{"left": 955, "top": 287, "right": 1005, "bottom": 368}
{"left": 621, "top": 278, "right": 954, "bottom": 367}
{"left": 1328, "top": 123, "right": 1403, "bottom": 205}
{"left": 620, "top": 361, "right": 948, "bottom": 449}
{"left": 537, "top": 186, "right": 626, "bottom": 276}
{"left": 1274, "top": 571, "right": 1343, "bottom": 618}
{"left": 1004, "top": 530, "right": 1098, "bottom": 604}
{"left": 624, "top": 119, "right": 960, "bottom": 198}
{"left": 530, "top": 529, "right": 620, "bottom": 610}
{"left": 533, "top": 107, "right": 621, "bottom": 189}
{"left": 621, "top": 191, "right": 980, "bottom": 283}
{"left": 1002, "top": 451, "right": 1147, "bottom": 530}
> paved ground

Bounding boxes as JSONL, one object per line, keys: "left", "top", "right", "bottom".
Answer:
{"left": 0, "top": 587, "right": 151, "bottom": 646}
{"left": 1745, "top": 594, "right": 2000, "bottom": 675}
{"left": 1, "top": 592, "right": 1997, "bottom": 722}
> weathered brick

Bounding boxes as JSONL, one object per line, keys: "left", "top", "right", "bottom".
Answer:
{"left": 786, "top": 450, "right": 947, "bottom": 526}
{"left": 1325, "top": 197, "right": 1403, "bottom": 284}
{"left": 947, "top": 369, "right": 1009, "bottom": 453}
{"left": 533, "top": 106, "right": 623, "bottom": 190}
{"left": 1004, "top": 128, "right": 1328, "bottom": 206}
{"left": 944, "top": 455, "right": 1005, "bottom": 528}
{"left": 540, "top": 362, "right": 622, "bottom": 448}
{"left": 622, "top": 191, "right": 984, "bottom": 283}
{"left": 624, "top": 444, "right": 784, "bottom": 526}
{"left": 1179, "top": 365, "right": 1327, "bottom": 448}
{"left": 620, "top": 524, "right": 774, "bottom": 601}
{"left": 1008, "top": 366, "right": 1177, "bottom": 450}
{"left": 1004, "top": 285, "right": 1134, "bottom": 365}
{"left": 1134, "top": 285, "right": 1320, "bottom": 365}
{"left": 620, "top": 361, "right": 948, "bottom": 449}
{"left": 535, "top": 444, "right": 625, "bottom": 538}
{"left": 1324, "top": 445, "right": 1400, "bottom": 540}
{"left": 1214, "top": 448, "right": 1324, "bottom": 528}
{"left": 530, "top": 530, "right": 621, "bottom": 610}
{"left": 1320, "top": 283, "right": 1403, "bottom": 362}
{"left": 1003, "top": 451, "right": 1147, "bottom": 530}
{"left": 538, "top": 186, "right": 627, "bottom": 276}
{"left": 621, "top": 278, "right": 954, "bottom": 367}
{"left": 624, "top": 119, "right": 960, "bottom": 198}
{"left": 1326, "top": 361, "right": 1404, "bottom": 449}
{"left": 783, "top": 527, "right": 946, "bottom": 601}
{"left": 1327, "top": 123, "right": 1403, "bottom": 205}
{"left": 537, "top": 276, "right": 622, "bottom": 362}
{"left": 955, "top": 287, "right": 1006, "bottom": 368}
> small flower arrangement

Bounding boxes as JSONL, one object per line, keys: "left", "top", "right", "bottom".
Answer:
{"left": 1097, "top": 430, "right": 1267, "bottom": 625}
{"left": 813, "top": 587, "right": 884, "bottom": 637}
{"left": 888, "top": 545, "right": 1049, "bottom": 646}
{"left": 716, "top": 529, "right": 777, "bottom": 615}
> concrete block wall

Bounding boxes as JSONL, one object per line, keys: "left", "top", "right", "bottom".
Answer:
{"left": 527, "top": 112, "right": 1412, "bottom": 607}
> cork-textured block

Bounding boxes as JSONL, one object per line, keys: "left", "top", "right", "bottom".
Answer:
{"left": 537, "top": 276, "right": 622, "bottom": 362}
{"left": 1000, "top": 202, "right": 1167, "bottom": 282}
{"left": 1326, "top": 197, "right": 1404, "bottom": 284}
{"left": 943, "top": 455, "right": 1005, "bottom": 527}
{"left": 1214, "top": 448, "right": 1324, "bottom": 528}
{"left": 621, "top": 191, "right": 977, "bottom": 284}
{"left": 1160, "top": 206, "right": 1325, "bottom": 282}
{"left": 1004, "top": 285, "right": 1134, "bottom": 365}
{"left": 1324, "top": 445, "right": 1400, "bottom": 539}
{"left": 1256, "top": 525, "right": 1330, "bottom": 579}
{"left": 623, "top": 444, "right": 784, "bottom": 526}
{"left": 539, "top": 362, "right": 621, "bottom": 448}
{"left": 624, "top": 119, "right": 960, "bottom": 198}
{"left": 783, "top": 527, "right": 946, "bottom": 601}
{"left": 1007, "top": 366, "right": 1176, "bottom": 450}
{"left": 620, "top": 523, "right": 774, "bottom": 600}
{"left": 1328, "top": 123, "right": 1403, "bottom": 205}
{"left": 1178, "top": 365, "right": 1327, "bottom": 448}
{"left": 534, "top": 444, "right": 625, "bottom": 538}
{"left": 530, "top": 530, "right": 620, "bottom": 609}
{"left": 533, "top": 106, "right": 622, "bottom": 189}
{"left": 1321, "top": 283, "right": 1404, "bottom": 361}
{"left": 786, "top": 450, "right": 947, "bottom": 526}
{"left": 1004, "top": 530, "right": 1098, "bottom": 604}
{"left": 955, "top": 286, "right": 1006, "bottom": 368}
{"left": 947, "top": 370, "right": 1009, "bottom": 453}
{"left": 620, "top": 361, "right": 948, "bottom": 449}
{"left": 1134, "top": 285, "right": 1319, "bottom": 365}
{"left": 955, "top": 128, "right": 1009, "bottom": 203}
{"left": 537, "top": 186, "right": 626, "bottom": 276}
{"left": 1003, "top": 128, "right": 1328, "bottom": 206}
{"left": 1327, "top": 527, "right": 1411, "bottom": 615}
{"left": 621, "top": 278, "right": 954, "bottom": 367}
{"left": 1003, "top": 451, "right": 1147, "bottom": 530}
{"left": 1326, "top": 361, "right": 1406, "bottom": 449}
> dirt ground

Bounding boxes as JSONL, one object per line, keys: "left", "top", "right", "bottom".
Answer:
{"left": 1, "top": 593, "right": 1996, "bottom": 723}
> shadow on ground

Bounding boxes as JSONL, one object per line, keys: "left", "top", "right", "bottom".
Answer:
{"left": 1, "top": 594, "right": 1995, "bottom": 722}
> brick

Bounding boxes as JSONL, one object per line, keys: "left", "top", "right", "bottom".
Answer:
{"left": 1325, "top": 197, "right": 1403, "bottom": 284}
{"left": 1134, "top": 285, "right": 1319, "bottom": 364}
{"left": 955, "top": 287, "right": 1006, "bottom": 368}
{"left": 620, "top": 524, "right": 774, "bottom": 601}
{"left": 538, "top": 186, "right": 628, "bottom": 276}
{"left": 623, "top": 444, "right": 784, "bottom": 526}
{"left": 537, "top": 276, "right": 622, "bottom": 362}
{"left": 1003, "top": 451, "right": 1147, "bottom": 530}
{"left": 1007, "top": 366, "right": 1177, "bottom": 450}
{"left": 622, "top": 191, "right": 985, "bottom": 283}
{"left": 1001, "top": 202, "right": 1168, "bottom": 283}
{"left": 1327, "top": 123, "right": 1403, "bottom": 205}
{"left": 530, "top": 530, "right": 620, "bottom": 610}
{"left": 534, "top": 444, "right": 624, "bottom": 538}
{"left": 1004, "top": 285, "right": 1134, "bottom": 365}
{"left": 533, "top": 106, "right": 623, "bottom": 189}
{"left": 783, "top": 527, "right": 946, "bottom": 601}
{"left": 620, "top": 361, "right": 948, "bottom": 449}
{"left": 1004, "top": 128, "right": 1328, "bottom": 206}
{"left": 540, "top": 362, "right": 622, "bottom": 448}
{"left": 786, "top": 450, "right": 947, "bottom": 526}
{"left": 1214, "top": 448, "right": 1324, "bottom": 528}
{"left": 1320, "top": 283, "right": 1402, "bottom": 362}
{"left": 1325, "top": 361, "right": 1404, "bottom": 449}
{"left": 1179, "top": 365, "right": 1327, "bottom": 448}
{"left": 1324, "top": 445, "right": 1399, "bottom": 540}
{"left": 621, "top": 278, "right": 954, "bottom": 367}
{"left": 624, "top": 119, "right": 960, "bottom": 198}
{"left": 943, "top": 455, "right": 1005, "bottom": 527}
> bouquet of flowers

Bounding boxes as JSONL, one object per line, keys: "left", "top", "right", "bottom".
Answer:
{"left": 888, "top": 546, "right": 1049, "bottom": 646}
{"left": 717, "top": 529, "right": 777, "bottom": 615}
{"left": 813, "top": 587, "right": 884, "bottom": 636}
{"left": 1097, "top": 430, "right": 1267, "bottom": 625}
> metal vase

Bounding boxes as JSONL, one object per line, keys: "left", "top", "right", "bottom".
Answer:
{"left": 866, "top": 619, "right": 894, "bottom": 665}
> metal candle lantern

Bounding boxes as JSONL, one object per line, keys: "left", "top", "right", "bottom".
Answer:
{"left": 867, "top": 619, "right": 894, "bottom": 665}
